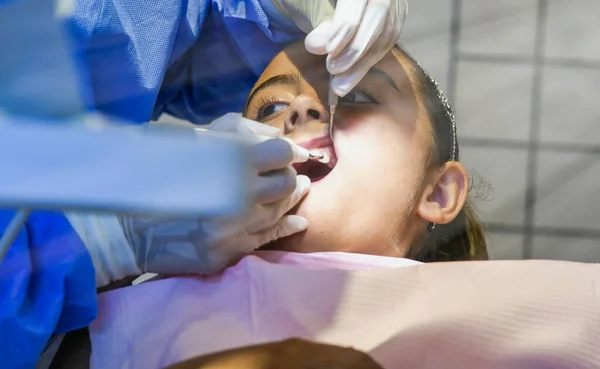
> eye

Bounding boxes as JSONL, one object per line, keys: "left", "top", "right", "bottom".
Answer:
{"left": 340, "top": 89, "right": 377, "bottom": 104}
{"left": 258, "top": 102, "right": 288, "bottom": 120}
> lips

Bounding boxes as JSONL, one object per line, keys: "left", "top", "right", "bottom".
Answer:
{"left": 293, "top": 136, "right": 337, "bottom": 182}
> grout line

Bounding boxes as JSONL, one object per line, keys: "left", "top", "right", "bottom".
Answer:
{"left": 446, "top": 0, "right": 463, "bottom": 103}
{"left": 486, "top": 223, "right": 600, "bottom": 240}
{"left": 522, "top": 0, "right": 548, "bottom": 259}
{"left": 459, "top": 53, "right": 600, "bottom": 70}
{"left": 460, "top": 53, "right": 532, "bottom": 65}
{"left": 546, "top": 57, "right": 600, "bottom": 70}
{"left": 460, "top": 137, "right": 600, "bottom": 154}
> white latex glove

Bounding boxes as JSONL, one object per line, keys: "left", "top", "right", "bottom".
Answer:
{"left": 265, "top": 0, "right": 408, "bottom": 96}
{"left": 67, "top": 114, "right": 311, "bottom": 286}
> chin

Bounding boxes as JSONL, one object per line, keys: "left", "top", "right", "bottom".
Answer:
{"left": 260, "top": 223, "right": 337, "bottom": 253}
{"left": 265, "top": 135, "right": 341, "bottom": 253}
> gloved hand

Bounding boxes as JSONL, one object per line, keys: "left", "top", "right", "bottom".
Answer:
{"left": 67, "top": 114, "right": 311, "bottom": 286}
{"left": 264, "top": 0, "right": 408, "bottom": 97}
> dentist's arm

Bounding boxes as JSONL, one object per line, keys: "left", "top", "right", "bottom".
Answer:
{"left": 67, "top": 114, "right": 313, "bottom": 285}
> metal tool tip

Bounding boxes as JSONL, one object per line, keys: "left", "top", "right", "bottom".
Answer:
{"left": 329, "top": 105, "right": 336, "bottom": 139}
{"left": 309, "top": 152, "right": 324, "bottom": 160}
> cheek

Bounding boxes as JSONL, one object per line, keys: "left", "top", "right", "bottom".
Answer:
{"left": 301, "top": 114, "right": 427, "bottom": 253}
{"left": 336, "top": 115, "right": 425, "bottom": 210}
{"left": 272, "top": 113, "right": 429, "bottom": 255}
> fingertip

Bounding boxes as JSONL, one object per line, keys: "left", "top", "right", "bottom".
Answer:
{"left": 297, "top": 175, "right": 311, "bottom": 193}
{"left": 305, "top": 20, "right": 332, "bottom": 55}
{"left": 331, "top": 75, "right": 355, "bottom": 97}
{"left": 285, "top": 215, "right": 309, "bottom": 231}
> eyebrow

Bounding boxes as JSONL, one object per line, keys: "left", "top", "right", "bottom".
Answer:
{"left": 245, "top": 72, "right": 303, "bottom": 111}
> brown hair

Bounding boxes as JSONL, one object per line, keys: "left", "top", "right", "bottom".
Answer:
{"left": 394, "top": 46, "right": 489, "bottom": 262}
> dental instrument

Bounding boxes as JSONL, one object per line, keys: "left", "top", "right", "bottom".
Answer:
{"left": 194, "top": 127, "right": 324, "bottom": 160}
{"left": 0, "top": 121, "right": 248, "bottom": 216}
{"left": 328, "top": 75, "right": 338, "bottom": 140}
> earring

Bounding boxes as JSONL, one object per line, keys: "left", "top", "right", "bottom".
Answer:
{"left": 428, "top": 223, "right": 436, "bottom": 232}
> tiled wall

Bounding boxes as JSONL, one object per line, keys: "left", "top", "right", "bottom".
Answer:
{"left": 402, "top": 0, "right": 600, "bottom": 262}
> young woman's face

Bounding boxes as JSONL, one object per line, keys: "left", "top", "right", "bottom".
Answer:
{"left": 244, "top": 43, "right": 433, "bottom": 256}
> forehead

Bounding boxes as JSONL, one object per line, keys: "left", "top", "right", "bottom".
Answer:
{"left": 254, "top": 42, "right": 414, "bottom": 92}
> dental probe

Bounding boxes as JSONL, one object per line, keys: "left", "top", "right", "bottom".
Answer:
{"left": 328, "top": 74, "right": 338, "bottom": 140}
{"left": 193, "top": 127, "right": 323, "bottom": 160}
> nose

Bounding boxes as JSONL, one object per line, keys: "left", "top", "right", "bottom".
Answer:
{"left": 284, "top": 95, "right": 330, "bottom": 133}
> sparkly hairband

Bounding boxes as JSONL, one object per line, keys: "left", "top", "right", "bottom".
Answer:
{"left": 414, "top": 63, "right": 458, "bottom": 234}
{"left": 414, "top": 62, "right": 458, "bottom": 162}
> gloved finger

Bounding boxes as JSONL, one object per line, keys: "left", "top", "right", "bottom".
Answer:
{"left": 202, "top": 236, "right": 261, "bottom": 275}
{"left": 203, "top": 174, "right": 308, "bottom": 238}
{"left": 326, "top": 0, "right": 368, "bottom": 58}
{"left": 251, "top": 138, "right": 295, "bottom": 172}
{"left": 251, "top": 215, "right": 309, "bottom": 248}
{"left": 327, "top": 2, "right": 387, "bottom": 76}
{"left": 330, "top": 46, "right": 388, "bottom": 96}
{"left": 281, "top": 137, "right": 311, "bottom": 163}
{"left": 305, "top": 19, "right": 334, "bottom": 55}
{"left": 209, "top": 113, "right": 281, "bottom": 137}
{"left": 251, "top": 138, "right": 310, "bottom": 173}
{"left": 254, "top": 167, "right": 298, "bottom": 205}
{"left": 246, "top": 175, "right": 310, "bottom": 233}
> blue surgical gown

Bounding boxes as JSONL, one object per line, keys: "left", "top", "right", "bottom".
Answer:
{"left": 71, "top": 0, "right": 303, "bottom": 123}
{"left": 0, "top": 0, "right": 303, "bottom": 367}
{"left": 0, "top": 210, "right": 97, "bottom": 369}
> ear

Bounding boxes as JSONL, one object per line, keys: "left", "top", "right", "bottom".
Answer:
{"left": 417, "top": 162, "right": 469, "bottom": 225}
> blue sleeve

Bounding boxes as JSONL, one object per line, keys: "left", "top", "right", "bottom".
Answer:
{"left": 0, "top": 210, "right": 97, "bottom": 369}
{"left": 68, "top": 0, "right": 303, "bottom": 124}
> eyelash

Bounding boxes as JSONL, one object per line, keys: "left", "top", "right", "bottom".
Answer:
{"left": 253, "top": 87, "right": 380, "bottom": 120}
{"left": 340, "top": 87, "right": 379, "bottom": 104}
{"left": 255, "top": 96, "right": 289, "bottom": 121}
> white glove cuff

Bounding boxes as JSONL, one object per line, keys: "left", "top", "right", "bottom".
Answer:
{"left": 66, "top": 212, "right": 141, "bottom": 287}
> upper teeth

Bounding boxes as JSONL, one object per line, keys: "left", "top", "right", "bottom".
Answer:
{"left": 309, "top": 149, "right": 330, "bottom": 164}
{"left": 318, "top": 152, "right": 330, "bottom": 164}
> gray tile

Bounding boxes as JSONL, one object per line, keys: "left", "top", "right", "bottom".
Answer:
{"left": 544, "top": 0, "right": 600, "bottom": 62}
{"left": 539, "top": 66, "right": 600, "bottom": 145}
{"left": 459, "top": 0, "right": 538, "bottom": 57}
{"left": 534, "top": 152, "right": 600, "bottom": 231}
{"left": 486, "top": 232, "right": 524, "bottom": 260}
{"left": 401, "top": 0, "right": 453, "bottom": 88}
{"left": 532, "top": 236, "right": 600, "bottom": 263}
{"left": 460, "top": 147, "right": 528, "bottom": 226}
{"left": 455, "top": 61, "right": 533, "bottom": 140}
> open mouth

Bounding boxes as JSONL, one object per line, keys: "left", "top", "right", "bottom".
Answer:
{"left": 293, "top": 136, "right": 337, "bottom": 182}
